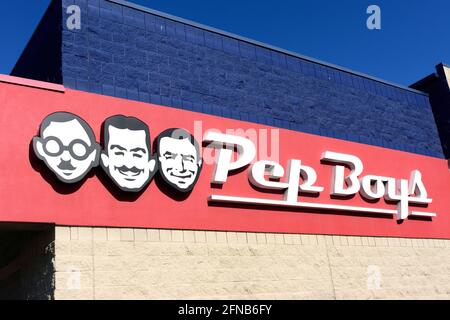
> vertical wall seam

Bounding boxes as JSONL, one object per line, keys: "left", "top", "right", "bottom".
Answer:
{"left": 91, "top": 228, "right": 96, "bottom": 300}
{"left": 325, "top": 237, "right": 337, "bottom": 300}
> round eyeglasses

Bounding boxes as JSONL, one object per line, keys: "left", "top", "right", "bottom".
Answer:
{"left": 42, "top": 136, "right": 93, "bottom": 161}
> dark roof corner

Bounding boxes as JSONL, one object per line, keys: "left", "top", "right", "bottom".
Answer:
{"left": 410, "top": 73, "right": 439, "bottom": 91}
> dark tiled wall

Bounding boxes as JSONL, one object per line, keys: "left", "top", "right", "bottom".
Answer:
{"left": 431, "top": 69, "right": 450, "bottom": 159}
{"left": 412, "top": 64, "right": 450, "bottom": 159}
{"left": 14, "top": 0, "right": 445, "bottom": 158}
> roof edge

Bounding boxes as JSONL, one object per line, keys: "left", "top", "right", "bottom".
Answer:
{"left": 0, "top": 74, "right": 65, "bottom": 92}
{"left": 410, "top": 73, "right": 438, "bottom": 90}
{"left": 108, "top": 0, "right": 428, "bottom": 96}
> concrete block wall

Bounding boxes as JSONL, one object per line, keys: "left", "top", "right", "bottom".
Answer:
{"left": 412, "top": 64, "right": 450, "bottom": 159}
{"left": 430, "top": 65, "right": 450, "bottom": 159}
{"left": 54, "top": 226, "right": 450, "bottom": 300}
{"left": 11, "top": 0, "right": 444, "bottom": 158}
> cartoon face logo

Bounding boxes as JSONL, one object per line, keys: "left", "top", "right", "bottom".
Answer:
{"left": 100, "top": 115, "right": 157, "bottom": 192}
{"left": 155, "top": 128, "right": 202, "bottom": 193}
{"left": 33, "top": 112, "right": 100, "bottom": 183}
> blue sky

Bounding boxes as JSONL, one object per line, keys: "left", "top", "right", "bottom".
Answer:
{"left": 0, "top": 0, "right": 448, "bottom": 86}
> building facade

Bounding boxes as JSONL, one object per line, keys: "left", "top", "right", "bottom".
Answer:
{"left": 0, "top": 0, "right": 449, "bottom": 300}
{"left": 411, "top": 63, "right": 450, "bottom": 159}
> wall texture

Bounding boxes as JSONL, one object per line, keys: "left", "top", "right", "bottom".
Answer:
{"left": 11, "top": 0, "right": 444, "bottom": 158}
{"left": 412, "top": 64, "right": 450, "bottom": 159}
{"left": 54, "top": 226, "right": 450, "bottom": 300}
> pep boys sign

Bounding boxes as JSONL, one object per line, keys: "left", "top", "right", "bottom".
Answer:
{"left": 33, "top": 112, "right": 435, "bottom": 222}
{"left": 205, "top": 131, "right": 434, "bottom": 221}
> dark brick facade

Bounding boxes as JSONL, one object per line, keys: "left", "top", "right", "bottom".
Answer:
{"left": 412, "top": 64, "right": 450, "bottom": 159}
{"left": 11, "top": 0, "right": 444, "bottom": 158}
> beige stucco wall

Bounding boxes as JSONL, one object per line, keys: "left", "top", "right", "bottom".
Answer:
{"left": 54, "top": 226, "right": 450, "bottom": 300}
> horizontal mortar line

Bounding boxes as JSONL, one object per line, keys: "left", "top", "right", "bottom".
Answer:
{"left": 106, "top": 0, "right": 428, "bottom": 96}
{"left": 208, "top": 194, "right": 436, "bottom": 218}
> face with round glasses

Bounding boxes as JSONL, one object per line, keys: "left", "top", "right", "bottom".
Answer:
{"left": 33, "top": 113, "right": 100, "bottom": 183}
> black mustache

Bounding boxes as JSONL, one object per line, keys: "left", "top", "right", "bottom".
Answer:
{"left": 58, "top": 160, "right": 76, "bottom": 170}
{"left": 115, "top": 166, "right": 144, "bottom": 174}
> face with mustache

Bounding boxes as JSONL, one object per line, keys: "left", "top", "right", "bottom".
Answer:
{"left": 33, "top": 113, "right": 100, "bottom": 183}
{"left": 101, "top": 119, "right": 156, "bottom": 192}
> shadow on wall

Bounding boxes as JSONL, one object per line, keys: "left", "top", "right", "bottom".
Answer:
{"left": 0, "top": 224, "right": 55, "bottom": 300}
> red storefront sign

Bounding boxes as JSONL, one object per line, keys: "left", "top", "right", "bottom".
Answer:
{"left": 1, "top": 75, "right": 449, "bottom": 238}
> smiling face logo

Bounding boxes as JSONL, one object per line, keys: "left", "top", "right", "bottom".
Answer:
{"left": 100, "top": 115, "right": 157, "bottom": 192}
{"left": 32, "top": 113, "right": 202, "bottom": 195}
{"left": 155, "top": 128, "right": 202, "bottom": 193}
{"left": 33, "top": 112, "right": 100, "bottom": 183}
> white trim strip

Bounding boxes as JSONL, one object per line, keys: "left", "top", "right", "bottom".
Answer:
{"left": 410, "top": 211, "right": 437, "bottom": 218}
{"left": 0, "top": 74, "right": 65, "bottom": 93}
{"left": 209, "top": 194, "right": 436, "bottom": 218}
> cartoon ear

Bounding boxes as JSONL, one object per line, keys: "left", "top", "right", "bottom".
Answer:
{"left": 149, "top": 158, "right": 156, "bottom": 172}
{"left": 90, "top": 143, "right": 101, "bottom": 167}
{"left": 100, "top": 152, "right": 109, "bottom": 168}
{"left": 90, "top": 149, "right": 99, "bottom": 166}
{"left": 33, "top": 137, "right": 45, "bottom": 160}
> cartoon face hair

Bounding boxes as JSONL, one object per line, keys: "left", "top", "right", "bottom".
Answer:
{"left": 103, "top": 115, "right": 151, "bottom": 159}
{"left": 40, "top": 112, "right": 97, "bottom": 146}
{"left": 153, "top": 128, "right": 201, "bottom": 160}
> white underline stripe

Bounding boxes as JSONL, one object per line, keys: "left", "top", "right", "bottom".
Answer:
{"left": 209, "top": 195, "right": 436, "bottom": 218}
{"left": 410, "top": 211, "right": 437, "bottom": 217}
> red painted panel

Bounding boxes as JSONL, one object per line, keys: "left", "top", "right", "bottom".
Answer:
{"left": 0, "top": 80, "right": 449, "bottom": 238}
